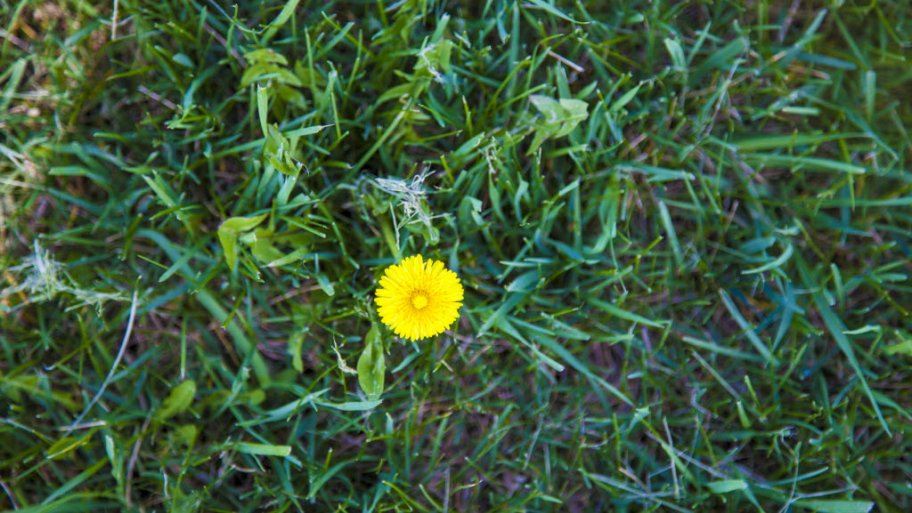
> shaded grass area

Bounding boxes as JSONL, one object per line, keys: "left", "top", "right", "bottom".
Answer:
{"left": 1, "top": 0, "right": 911, "bottom": 511}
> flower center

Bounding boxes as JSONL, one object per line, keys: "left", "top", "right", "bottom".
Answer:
{"left": 411, "top": 293, "right": 429, "bottom": 310}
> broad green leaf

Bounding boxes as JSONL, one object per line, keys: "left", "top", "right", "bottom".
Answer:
{"left": 316, "top": 399, "right": 383, "bottom": 411}
{"left": 235, "top": 442, "right": 292, "bottom": 457}
{"left": 250, "top": 238, "right": 284, "bottom": 264}
{"left": 264, "top": 124, "right": 301, "bottom": 177}
{"left": 266, "top": 247, "right": 310, "bottom": 268}
{"left": 885, "top": 338, "right": 912, "bottom": 356}
{"left": 529, "top": 95, "right": 564, "bottom": 123}
{"left": 174, "top": 424, "right": 198, "bottom": 447}
{"left": 316, "top": 272, "right": 336, "bottom": 296}
{"left": 357, "top": 325, "right": 385, "bottom": 400}
{"left": 707, "top": 480, "right": 747, "bottom": 494}
{"left": 249, "top": 228, "right": 284, "bottom": 264}
{"left": 245, "top": 48, "right": 288, "bottom": 65}
{"left": 241, "top": 63, "right": 303, "bottom": 88}
{"left": 218, "top": 213, "right": 269, "bottom": 234}
{"left": 257, "top": 85, "right": 269, "bottom": 135}
{"left": 289, "top": 331, "right": 305, "bottom": 373}
{"left": 795, "top": 499, "right": 873, "bottom": 513}
{"left": 103, "top": 434, "right": 122, "bottom": 485}
{"left": 157, "top": 380, "right": 196, "bottom": 420}
{"left": 527, "top": 95, "right": 589, "bottom": 153}
{"left": 553, "top": 99, "right": 589, "bottom": 137}
{"left": 664, "top": 37, "right": 687, "bottom": 70}
{"left": 218, "top": 213, "right": 268, "bottom": 271}
{"left": 285, "top": 124, "right": 329, "bottom": 138}
{"left": 240, "top": 389, "right": 266, "bottom": 406}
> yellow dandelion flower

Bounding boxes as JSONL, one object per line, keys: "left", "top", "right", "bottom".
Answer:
{"left": 374, "top": 255, "right": 464, "bottom": 341}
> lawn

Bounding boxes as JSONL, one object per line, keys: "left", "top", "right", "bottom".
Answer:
{"left": 1, "top": 1, "right": 911, "bottom": 511}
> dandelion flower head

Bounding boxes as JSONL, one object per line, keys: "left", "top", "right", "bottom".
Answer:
{"left": 374, "top": 255, "right": 464, "bottom": 341}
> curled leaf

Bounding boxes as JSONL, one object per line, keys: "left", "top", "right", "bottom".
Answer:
{"left": 357, "top": 325, "right": 385, "bottom": 400}
{"left": 157, "top": 380, "right": 196, "bottom": 421}
{"left": 217, "top": 213, "right": 268, "bottom": 271}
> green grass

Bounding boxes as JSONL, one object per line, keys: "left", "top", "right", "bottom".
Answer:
{"left": 1, "top": 1, "right": 911, "bottom": 511}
